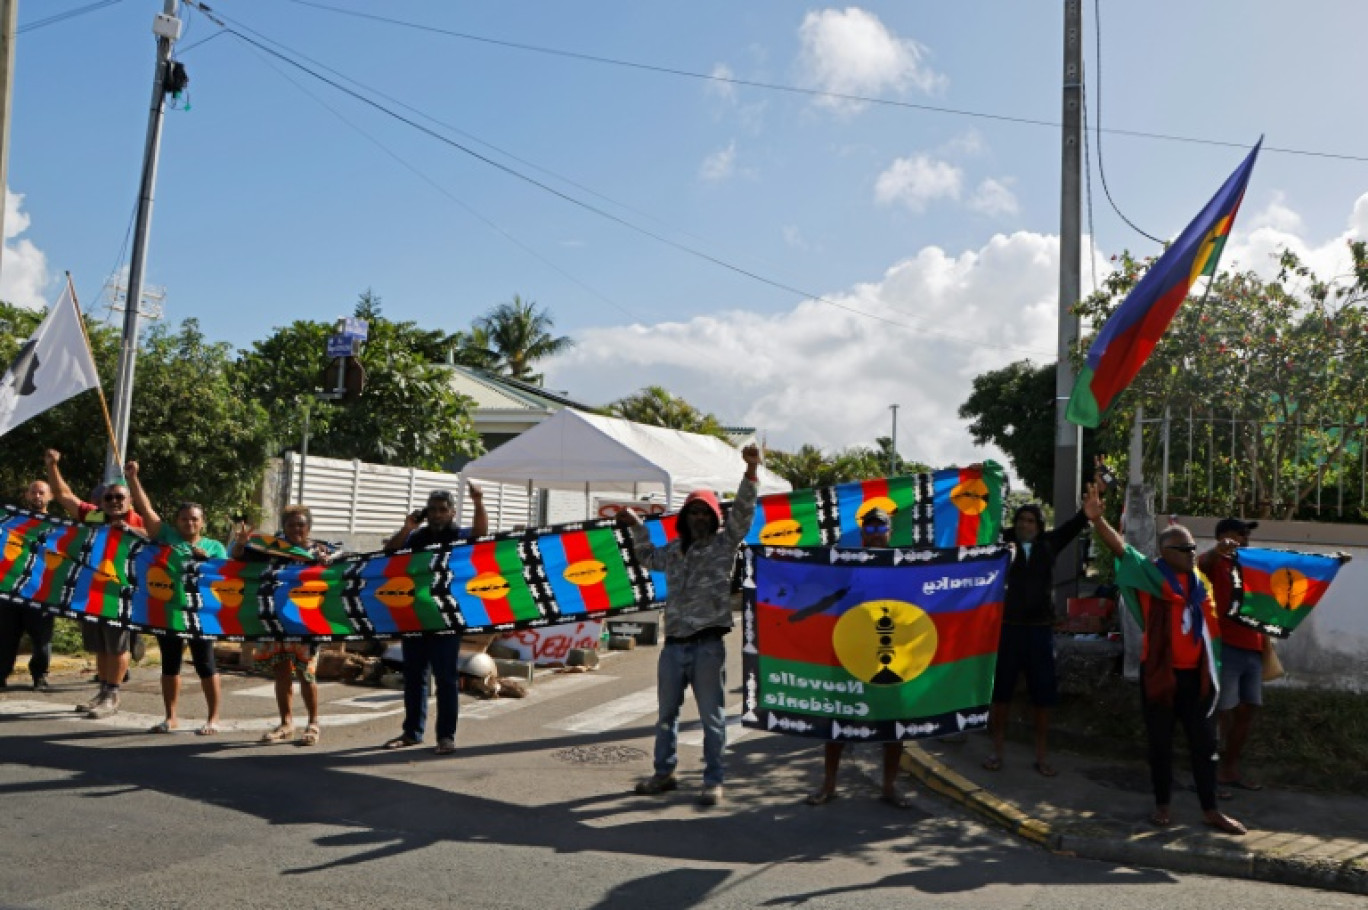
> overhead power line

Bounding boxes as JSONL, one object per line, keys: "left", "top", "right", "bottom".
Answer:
{"left": 184, "top": 3, "right": 1053, "bottom": 357}
{"left": 281, "top": 0, "right": 1366, "bottom": 165}
{"left": 19, "top": 0, "right": 124, "bottom": 35}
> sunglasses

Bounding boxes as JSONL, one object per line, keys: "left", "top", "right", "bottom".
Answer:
{"left": 103, "top": 493, "right": 127, "bottom": 502}
{"left": 1164, "top": 544, "right": 1198, "bottom": 553}
{"left": 862, "top": 523, "right": 890, "bottom": 533}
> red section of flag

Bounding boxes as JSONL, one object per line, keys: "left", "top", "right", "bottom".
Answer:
{"left": 144, "top": 547, "right": 174, "bottom": 630}
{"left": 470, "top": 541, "right": 514, "bottom": 624}
{"left": 386, "top": 553, "right": 426, "bottom": 634}
{"left": 1241, "top": 566, "right": 1331, "bottom": 607}
{"left": 861, "top": 478, "right": 889, "bottom": 506}
{"left": 214, "top": 561, "right": 245, "bottom": 637}
{"left": 561, "top": 530, "right": 610, "bottom": 611}
{"left": 956, "top": 467, "right": 983, "bottom": 546}
{"left": 289, "top": 564, "right": 335, "bottom": 635}
{"left": 756, "top": 601, "right": 1001, "bottom": 668}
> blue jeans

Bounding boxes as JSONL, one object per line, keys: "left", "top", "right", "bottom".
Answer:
{"left": 401, "top": 635, "right": 461, "bottom": 742}
{"left": 653, "top": 638, "right": 727, "bottom": 786}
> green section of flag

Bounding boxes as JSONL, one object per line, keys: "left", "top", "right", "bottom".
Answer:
{"left": 586, "top": 527, "right": 635, "bottom": 606}
{"left": 1066, "top": 365, "right": 1101, "bottom": 428}
{"left": 758, "top": 654, "right": 996, "bottom": 721}
{"left": 493, "top": 539, "right": 541, "bottom": 621}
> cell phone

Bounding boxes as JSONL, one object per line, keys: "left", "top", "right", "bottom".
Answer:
{"left": 1095, "top": 461, "right": 1117, "bottom": 492}
{"left": 410, "top": 507, "right": 428, "bottom": 523}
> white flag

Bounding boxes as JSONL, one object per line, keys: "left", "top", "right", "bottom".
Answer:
{"left": 0, "top": 279, "right": 101, "bottom": 436}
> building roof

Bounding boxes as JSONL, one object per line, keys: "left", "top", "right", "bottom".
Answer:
{"left": 444, "top": 364, "right": 591, "bottom": 413}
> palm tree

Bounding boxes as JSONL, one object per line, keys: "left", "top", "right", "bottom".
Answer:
{"left": 472, "top": 295, "right": 573, "bottom": 385}
{"left": 606, "top": 385, "right": 728, "bottom": 438}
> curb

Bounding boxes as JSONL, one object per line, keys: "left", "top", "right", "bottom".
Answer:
{"left": 901, "top": 743, "right": 1368, "bottom": 896}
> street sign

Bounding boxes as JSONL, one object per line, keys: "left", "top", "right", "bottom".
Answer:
{"left": 327, "top": 334, "right": 360, "bottom": 358}
{"left": 340, "top": 317, "right": 369, "bottom": 340}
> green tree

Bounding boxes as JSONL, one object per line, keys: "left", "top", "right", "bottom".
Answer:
{"left": 1073, "top": 244, "right": 1368, "bottom": 519}
{"left": 959, "top": 359, "right": 1062, "bottom": 499}
{"left": 0, "top": 305, "right": 271, "bottom": 529}
{"left": 604, "top": 385, "right": 729, "bottom": 439}
{"left": 471, "top": 295, "right": 573, "bottom": 385}
{"left": 235, "top": 309, "right": 481, "bottom": 471}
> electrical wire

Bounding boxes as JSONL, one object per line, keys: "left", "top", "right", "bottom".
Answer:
{"left": 280, "top": 0, "right": 1368, "bottom": 165}
{"left": 185, "top": 5, "right": 1053, "bottom": 356}
{"left": 1091, "top": 0, "right": 1162, "bottom": 245}
{"left": 18, "top": 0, "right": 124, "bottom": 35}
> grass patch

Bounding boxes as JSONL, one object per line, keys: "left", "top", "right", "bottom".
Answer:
{"left": 1031, "top": 674, "right": 1368, "bottom": 796}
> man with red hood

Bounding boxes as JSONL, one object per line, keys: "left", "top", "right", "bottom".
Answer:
{"left": 617, "top": 443, "right": 761, "bottom": 807}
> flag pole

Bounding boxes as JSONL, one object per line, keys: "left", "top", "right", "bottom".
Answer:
{"left": 66, "top": 271, "right": 122, "bottom": 467}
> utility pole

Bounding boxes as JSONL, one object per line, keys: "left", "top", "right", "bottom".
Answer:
{"left": 889, "top": 404, "right": 900, "bottom": 476}
{"left": 0, "top": 0, "right": 18, "bottom": 275}
{"left": 104, "top": 0, "right": 183, "bottom": 481}
{"left": 1052, "top": 0, "right": 1084, "bottom": 606}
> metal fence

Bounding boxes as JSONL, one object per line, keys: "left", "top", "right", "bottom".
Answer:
{"left": 1140, "top": 407, "right": 1368, "bottom": 520}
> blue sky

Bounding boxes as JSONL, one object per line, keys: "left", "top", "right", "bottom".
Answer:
{"left": 5, "top": 1, "right": 1368, "bottom": 478}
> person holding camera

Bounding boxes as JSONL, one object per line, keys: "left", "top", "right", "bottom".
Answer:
{"left": 381, "top": 484, "right": 487, "bottom": 755}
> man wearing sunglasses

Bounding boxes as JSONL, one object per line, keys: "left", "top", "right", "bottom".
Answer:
{"left": 1091, "top": 506, "right": 1246, "bottom": 836}
{"left": 44, "top": 449, "right": 146, "bottom": 719}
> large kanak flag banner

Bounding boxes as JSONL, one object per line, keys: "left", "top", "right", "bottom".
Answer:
{"left": 1067, "top": 140, "right": 1261, "bottom": 428}
{"left": 0, "top": 279, "right": 101, "bottom": 437}
{"left": 741, "top": 543, "right": 1010, "bottom": 742}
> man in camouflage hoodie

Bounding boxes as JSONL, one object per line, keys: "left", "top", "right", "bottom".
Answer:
{"left": 617, "top": 443, "right": 761, "bottom": 807}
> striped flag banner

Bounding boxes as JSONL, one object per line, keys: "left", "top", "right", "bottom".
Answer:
{"left": 741, "top": 543, "right": 1010, "bottom": 741}
{"left": 0, "top": 464, "right": 1008, "bottom": 641}
{"left": 1232, "top": 546, "right": 1349, "bottom": 639}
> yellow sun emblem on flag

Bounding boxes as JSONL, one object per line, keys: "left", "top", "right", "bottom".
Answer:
{"left": 1270, "top": 568, "right": 1310, "bottom": 610}
{"left": 950, "top": 477, "right": 989, "bottom": 515}
{"left": 832, "top": 599, "right": 937, "bottom": 686}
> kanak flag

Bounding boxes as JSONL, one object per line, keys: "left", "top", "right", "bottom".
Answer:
{"left": 0, "top": 277, "right": 101, "bottom": 437}
{"left": 1067, "top": 141, "right": 1261, "bottom": 428}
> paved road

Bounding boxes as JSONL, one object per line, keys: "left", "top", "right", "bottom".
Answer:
{"left": 2, "top": 643, "right": 1364, "bottom": 909}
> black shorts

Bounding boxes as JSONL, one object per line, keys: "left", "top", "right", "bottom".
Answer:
{"left": 991, "top": 623, "right": 1057, "bottom": 707}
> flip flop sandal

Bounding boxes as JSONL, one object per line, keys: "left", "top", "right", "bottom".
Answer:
{"left": 300, "top": 725, "right": 321, "bottom": 746}
{"left": 982, "top": 755, "right": 1003, "bottom": 772}
{"left": 1220, "top": 778, "right": 1265, "bottom": 791}
{"left": 261, "top": 724, "right": 295, "bottom": 743}
{"left": 147, "top": 721, "right": 175, "bottom": 734}
{"left": 384, "top": 735, "right": 421, "bottom": 750}
{"left": 196, "top": 723, "right": 220, "bottom": 736}
{"left": 804, "top": 789, "right": 838, "bottom": 806}
{"left": 1150, "top": 810, "right": 1173, "bottom": 828}
{"left": 1033, "top": 761, "right": 1059, "bottom": 778}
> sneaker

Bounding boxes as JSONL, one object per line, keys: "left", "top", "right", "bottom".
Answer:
{"left": 76, "top": 689, "right": 105, "bottom": 713}
{"left": 697, "top": 785, "right": 724, "bottom": 807}
{"left": 86, "top": 692, "right": 120, "bottom": 719}
{"left": 435, "top": 737, "right": 457, "bottom": 755}
{"left": 634, "top": 774, "right": 679, "bottom": 795}
{"left": 32, "top": 676, "right": 51, "bottom": 693}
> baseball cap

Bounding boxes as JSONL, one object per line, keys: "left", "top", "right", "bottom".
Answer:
{"left": 1214, "top": 517, "right": 1258, "bottom": 538}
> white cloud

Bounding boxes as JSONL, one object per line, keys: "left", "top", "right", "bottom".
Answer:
{"left": 707, "top": 63, "right": 737, "bottom": 102}
{"left": 797, "top": 8, "right": 945, "bottom": 113}
{"left": 699, "top": 141, "right": 738, "bottom": 182}
{"left": 0, "top": 188, "right": 50, "bottom": 309}
{"left": 548, "top": 230, "right": 1111, "bottom": 475}
{"left": 782, "top": 225, "right": 813, "bottom": 250}
{"left": 968, "top": 177, "right": 1020, "bottom": 218}
{"left": 874, "top": 154, "right": 962, "bottom": 211}
{"left": 1223, "top": 191, "right": 1367, "bottom": 286}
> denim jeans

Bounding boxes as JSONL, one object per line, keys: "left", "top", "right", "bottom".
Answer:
{"left": 653, "top": 638, "right": 727, "bottom": 786}
{"left": 402, "top": 634, "right": 461, "bottom": 742}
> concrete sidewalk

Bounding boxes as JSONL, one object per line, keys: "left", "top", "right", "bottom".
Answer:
{"left": 902, "top": 733, "right": 1368, "bottom": 896}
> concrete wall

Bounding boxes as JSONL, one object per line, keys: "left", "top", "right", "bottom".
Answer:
{"left": 1181, "top": 516, "right": 1368, "bottom": 691}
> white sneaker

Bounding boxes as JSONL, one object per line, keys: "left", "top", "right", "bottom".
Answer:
{"left": 697, "top": 785, "right": 723, "bottom": 807}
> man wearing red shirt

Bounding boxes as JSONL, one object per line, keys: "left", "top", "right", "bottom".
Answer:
{"left": 1199, "top": 518, "right": 1263, "bottom": 793}
{"left": 45, "top": 449, "right": 146, "bottom": 719}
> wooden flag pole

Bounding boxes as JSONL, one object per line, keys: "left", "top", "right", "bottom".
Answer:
{"left": 65, "top": 272, "right": 122, "bottom": 466}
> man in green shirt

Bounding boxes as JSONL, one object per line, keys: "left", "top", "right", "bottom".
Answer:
{"left": 126, "top": 461, "right": 228, "bottom": 735}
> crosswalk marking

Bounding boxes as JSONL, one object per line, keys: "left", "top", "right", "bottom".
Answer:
{"left": 545, "top": 688, "right": 659, "bottom": 733}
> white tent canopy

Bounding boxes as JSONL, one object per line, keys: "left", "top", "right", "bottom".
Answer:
{"left": 461, "top": 408, "right": 790, "bottom": 507}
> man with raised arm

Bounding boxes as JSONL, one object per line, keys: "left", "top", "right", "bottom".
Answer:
{"left": 617, "top": 444, "right": 761, "bottom": 808}
{"left": 1089, "top": 493, "right": 1246, "bottom": 835}
{"left": 45, "top": 449, "right": 145, "bottom": 718}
